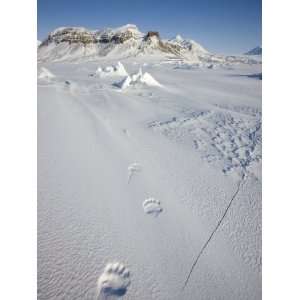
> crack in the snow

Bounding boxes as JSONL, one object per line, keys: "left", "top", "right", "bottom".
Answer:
{"left": 183, "top": 175, "right": 245, "bottom": 290}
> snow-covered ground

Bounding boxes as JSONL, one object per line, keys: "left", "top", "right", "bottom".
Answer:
{"left": 38, "top": 57, "right": 261, "bottom": 299}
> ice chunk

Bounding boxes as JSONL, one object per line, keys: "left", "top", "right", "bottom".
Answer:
{"left": 140, "top": 72, "right": 162, "bottom": 87}
{"left": 131, "top": 68, "right": 143, "bottom": 82}
{"left": 114, "top": 69, "right": 162, "bottom": 89}
{"left": 38, "top": 67, "right": 55, "bottom": 80}
{"left": 104, "top": 66, "right": 114, "bottom": 72}
{"left": 96, "top": 66, "right": 102, "bottom": 73}
{"left": 116, "top": 75, "right": 132, "bottom": 89}
{"left": 115, "top": 61, "right": 128, "bottom": 76}
{"left": 96, "top": 61, "right": 128, "bottom": 77}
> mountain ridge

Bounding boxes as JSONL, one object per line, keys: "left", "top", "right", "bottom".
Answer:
{"left": 38, "top": 24, "right": 261, "bottom": 65}
{"left": 38, "top": 24, "right": 211, "bottom": 62}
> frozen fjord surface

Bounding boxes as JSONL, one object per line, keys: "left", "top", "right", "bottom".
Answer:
{"left": 38, "top": 59, "right": 261, "bottom": 299}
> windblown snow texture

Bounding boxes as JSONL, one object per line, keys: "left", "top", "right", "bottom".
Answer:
{"left": 38, "top": 32, "right": 261, "bottom": 300}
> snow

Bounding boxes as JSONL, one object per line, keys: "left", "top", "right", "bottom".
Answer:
{"left": 38, "top": 67, "right": 55, "bottom": 80}
{"left": 168, "top": 35, "right": 209, "bottom": 55}
{"left": 38, "top": 57, "right": 261, "bottom": 299}
{"left": 116, "top": 75, "right": 132, "bottom": 89}
{"left": 140, "top": 72, "right": 162, "bottom": 87}
{"left": 112, "top": 24, "right": 141, "bottom": 35}
{"left": 97, "top": 262, "right": 131, "bottom": 298}
{"left": 115, "top": 68, "right": 162, "bottom": 89}
{"left": 37, "top": 25, "right": 264, "bottom": 66}
{"left": 50, "top": 26, "right": 88, "bottom": 35}
{"left": 37, "top": 24, "right": 211, "bottom": 63}
{"left": 143, "top": 198, "right": 163, "bottom": 216}
{"left": 131, "top": 68, "right": 143, "bottom": 82}
{"left": 96, "top": 61, "right": 128, "bottom": 77}
{"left": 174, "top": 34, "right": 183, "bottom": 41}
{"left": 115, "top": 62, "right": 128, "bottom": 76}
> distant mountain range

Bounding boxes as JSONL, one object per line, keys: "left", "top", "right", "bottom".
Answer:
{"left": 37, "top": 24, "right": 261, "bottom": 64}
{"left": 244, "top": 46, "right": 262, "bottom": 55}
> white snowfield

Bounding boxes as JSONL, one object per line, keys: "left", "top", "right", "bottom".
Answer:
{"left": 38, "top": 56, "right": 261, "bottom": 299}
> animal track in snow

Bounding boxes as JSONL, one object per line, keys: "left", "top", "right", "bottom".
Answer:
{"left": 143, "top": 198, "right": 163, "bottom": 216}
{"left": 213, "top": 103, "right": 261, "bottom": 117}
{"left": 97, "top": 262, "right": 130, "bottom": 299}
{"left": 122, "top": 128, "right": 130, "bottom": 137}
{"left": 149, "top": 108, "right": 261, "bottom": 176}
{"left": 127, "top": 163, "right": 142, "bottom": 183}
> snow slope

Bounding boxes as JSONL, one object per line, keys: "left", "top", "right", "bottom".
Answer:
{"left": 38, "top": 57, "right": 261, "bottom": 299}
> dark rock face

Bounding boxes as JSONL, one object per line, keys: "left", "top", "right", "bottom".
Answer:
{"left": 161, "top": 42, "right": 182, "bottom": 53}
{"left": 41, "top": 28, "right": 97, "bottom": 46}
{"left": 144, "top": 31, "right": 160, "bottom": 41}
{"left": 41, "top": 26, "right": 181, "bottom": 51}
{"left": 41, "top": 27, "right": 138, "bottom": 47}
{"left": 98, "top": 33, "right": 111, "bottom": 43}
{"left": 111, "top": 31, "right": 135, "bottom": 44}
{"left": 142, "top": 31, "right": 182, "bottom": 55}
{"left": 42, "top": 28, "right": 164, "bottom": 48}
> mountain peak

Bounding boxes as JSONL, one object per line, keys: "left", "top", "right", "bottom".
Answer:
{"left": 144, "top": 31, "right": 160, "bottom": 41}
{"left": 175, "top": 35, "right": 183, "bottom": 41}
{"left": 244, "top": 46, "right": 262, "bottom": 55}
{"left": 114, "top": 24, "right": 139, "bottom": 31}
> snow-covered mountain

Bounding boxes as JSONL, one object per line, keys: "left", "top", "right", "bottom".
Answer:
{"left": 37, "top": 40, "right": 41, "bottom": 47}
{"left": 38, "top": 24, "right": 262, "bottom": 65}
{"left": 244, "top": 46, "right": 262, "bottom": 55}
{"left": 38, "top": 24, "right": 211, "bottom": 62}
